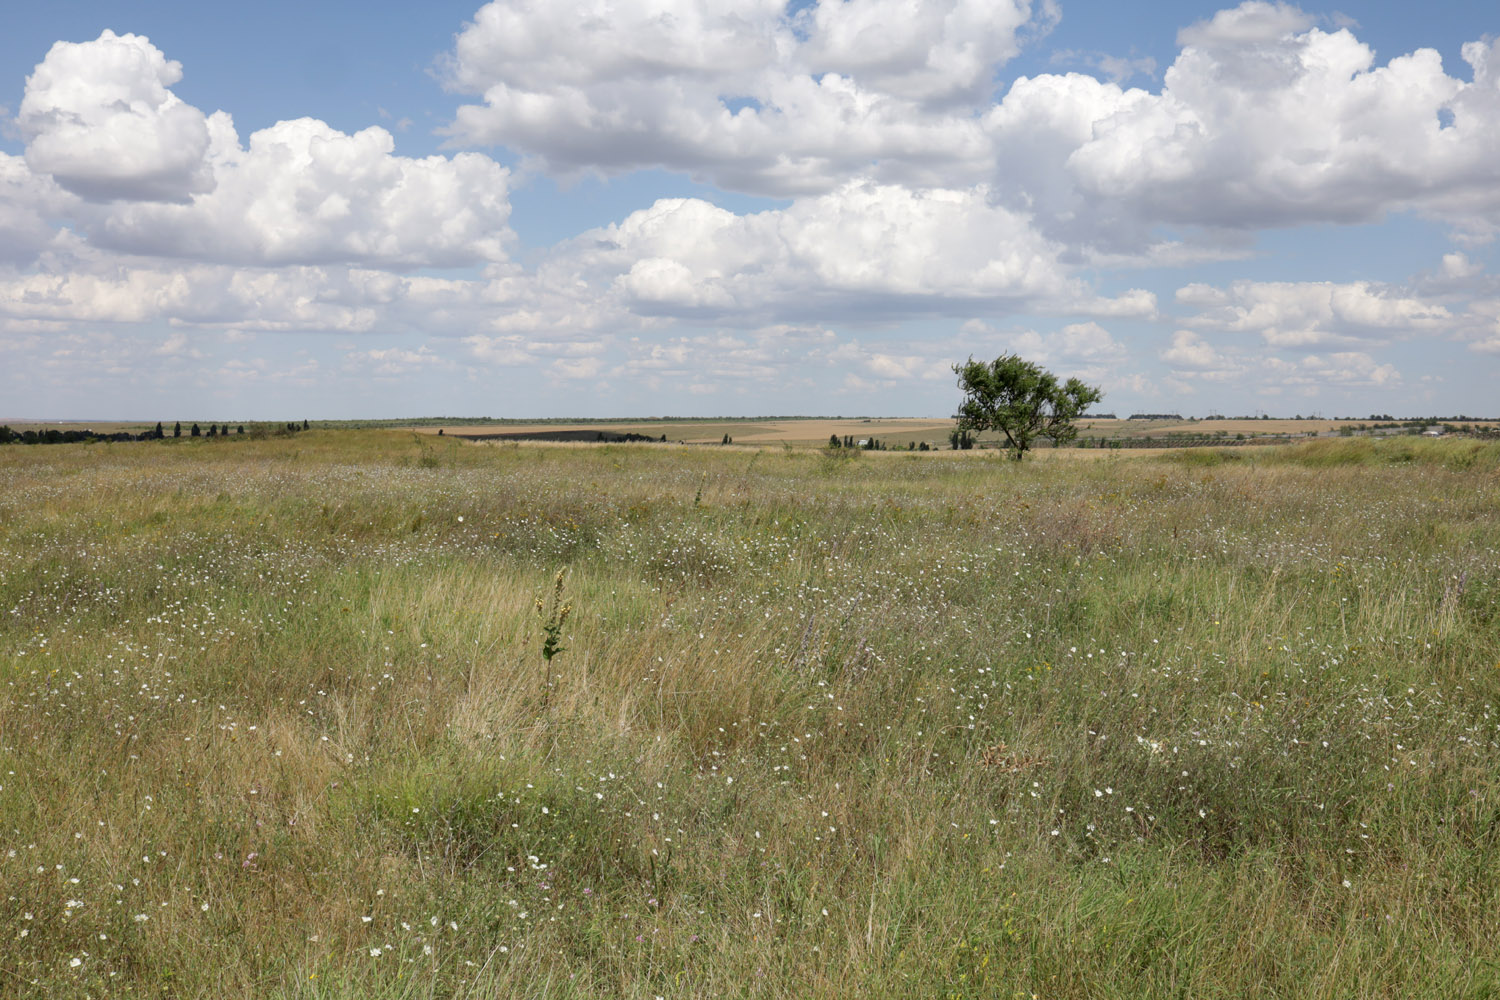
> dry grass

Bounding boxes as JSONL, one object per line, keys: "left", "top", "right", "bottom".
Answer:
{"left": 1, "top": 431, "right": 1497, "bottom": 997}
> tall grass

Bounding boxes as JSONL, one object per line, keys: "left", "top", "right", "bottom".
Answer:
{"left": 2, "top": 433, "right": 1497, "bottom": 997}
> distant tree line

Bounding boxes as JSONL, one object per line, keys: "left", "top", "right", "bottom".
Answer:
{"left": 1, "top": 419, "right": 310, "bottom": 446}
{"left": 827, "top": 434, "right": 913, "bottom": 451}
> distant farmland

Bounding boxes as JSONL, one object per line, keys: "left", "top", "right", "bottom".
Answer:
{"left": 423, "top": 416, "right": 1500, "bottom": 451}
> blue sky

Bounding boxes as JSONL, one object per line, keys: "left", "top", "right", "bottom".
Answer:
{"left": 2, "top": 1, "right": 1498, "bottom": 420}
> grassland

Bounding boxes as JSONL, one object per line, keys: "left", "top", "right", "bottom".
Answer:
{"left": 2, "top": 432, "right": 1498, "bottom": 998}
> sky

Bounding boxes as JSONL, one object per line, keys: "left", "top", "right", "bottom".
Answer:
{"left": 2, "top": 1, "right": 1498, "bottom": 420}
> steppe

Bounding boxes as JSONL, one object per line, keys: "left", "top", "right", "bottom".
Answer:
{"left": 2, "top": 431, "right": 1497, "bottom": 997}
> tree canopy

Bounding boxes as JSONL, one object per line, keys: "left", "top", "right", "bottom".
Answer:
{"left": 953, "top": 355, "right": 1102, "bottom": 460}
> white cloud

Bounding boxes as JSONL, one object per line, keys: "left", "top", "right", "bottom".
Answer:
{"left": 1175, "top": 1, "right": 1314, "bottom": 47}
{"left": 440, "top": 0, "right": 1500, "bottom": 248}
{"left": 797, "top": 0, "right": 1036, "bottom": 106}
{"left": 1162, "top": 330, "right": 1231, "bottom": 370}
{"left": 440, "top": 0, "right": 1042, "bottom": 194}
{"left": 7, "top": 8, "right": 1497, "bottom": 418}
{"left": 1288, "top": 352, "right": 1400, "bottom": 387}
{"left": 342, "top": 346, "right": 449, "bottom": 377}
{"left": 91, "top": 117, "right": 514, "bottom": 268}
{"left": 153, "top": 331, "right": 204, "bottom": 359}
{"left": 551, "top": 356, "right": 604, "bottom": 380}
{"left": 576, "top": 182, "right": 1096, "bottom": 320}
{"left": 1051, "top": 7, "right": 1500, "bottom": 237}
{"left": 1441, "top": 252, "right": 1480, "bottom": 279}
{"left": 1460, "top": 298, "right": 1500, "bottom": 354}
{"left": 1163, "top": 330, "right": 1400, "bottom": 390}
{"left": 19, "top": 30, "right": 213, "bottom": 202}
{"left": 1176, "top": 279, "right": 1453, "bottom": 346}
{"left": 954, "top": 318, "right": 1133, "bottom": 390}
{"left": 0, "top": 153, "right": 73, "bottom": 264}
{"left": 16, "top": 31, "right": 514, "bottom": 269}
{"left": 0, "top": 260, "right": 390, "bottom": 332}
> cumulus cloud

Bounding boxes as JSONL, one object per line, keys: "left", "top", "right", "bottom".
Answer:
{"left": 19, "top": 30, "right": 214, "bottom": 202}
{"left": 1046, "top": 7, "right": 1500, "bottom": 238}
{"left": 15, "top": 30, "right": 514, "bottom": 269}
{"left": 0, "top": 259, "right": 397, "bottom": 332}
{"left": 92, "top": 117, "right": 514, "bottom": 268}
{"left": 1175, "top": 1, "right": 1314, "bottom": 47}
{"left": 560, "top": 182, "right": 1149, "bottom": 323}
{"left": 1162, "top": 329, "right": 1230, "bottom": 370}
{"left": 1163, "top": 330, "right": 1400, "bottom": 391}
{"left": 440, "top": 0, "right": 1042, "bottom": 194}
{"left": 440, "top": 0, "right": 1500, "bottom": 248}
{"left": 956, "top": 318, "right": 1133, "bottom": 386}
{"left": 797, "top": 0, "right": 1037, "bottom": 106}
{"left": 7, "top": 7, "right": 1496, "bottom": 417}
{"left": 1285, "top": 351, "right": 1400, "bottom": 387}
{"left": 341, "top": 346, "right": 451, "bottom": 377}
{"left": 0, "top": 153, "right": 74, "bottom": 264}
{"left": 1176, "top": 279, "right": 1453, "bottom": 346}
{"left": 616, "top": 324, "right": 837, "bottom": 390}
{"left": 0, "top": 176, "right": 1149, "bottom": 339}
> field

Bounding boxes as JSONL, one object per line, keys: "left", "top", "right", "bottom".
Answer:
{"left": 425, "top": 417, "right": 1500, "bottom": 450}
{"left": 424, "top": 419, "right": 957, "bottom": 449}
{"left": 2, "top": 432, "right": 1498, "bottom": 998}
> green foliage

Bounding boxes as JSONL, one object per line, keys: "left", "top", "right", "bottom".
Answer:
{"left": 953, "top": 354, "right": 1103, "bottom": 459}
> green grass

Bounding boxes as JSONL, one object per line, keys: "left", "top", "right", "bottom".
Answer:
{"left": 2, "top": 432, "right": 1498, "bottom": 998}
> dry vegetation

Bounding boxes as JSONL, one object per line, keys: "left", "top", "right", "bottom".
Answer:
{"left": 2, "top": 431, "right": 1498, "bottom": 998}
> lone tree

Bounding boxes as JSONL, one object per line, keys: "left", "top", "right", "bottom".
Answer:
{"left": 952, "top": 355, "right": 1101, "bottom": 460}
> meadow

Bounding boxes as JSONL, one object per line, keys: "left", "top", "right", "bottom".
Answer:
{"left": 1, "top": 431, "right": 1497, "bottom": 998}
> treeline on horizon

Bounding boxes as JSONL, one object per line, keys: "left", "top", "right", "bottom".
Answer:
{"left": 0, "top": 420, "right": 310, "bottom": 447}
